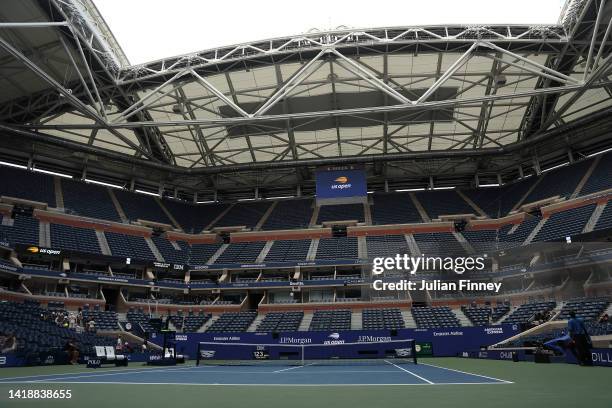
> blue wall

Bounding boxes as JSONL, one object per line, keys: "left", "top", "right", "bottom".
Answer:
{"left": 152, "top": 324, "right": 520, "bottom": 358}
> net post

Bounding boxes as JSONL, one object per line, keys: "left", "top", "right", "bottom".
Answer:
{"left": 301, "top": 344, "right": 305, "bottom": 366}
{"left": 196, "top": 342, "right": 201, "bottom": 366}
{"left": 412, "top": 339, "right": 418, "bottom": 365}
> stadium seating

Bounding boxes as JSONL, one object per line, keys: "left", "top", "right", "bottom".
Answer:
{"left": 82, "top": 307, "right": 119, "bottom": 331}
{"left": 113, "top": 189, "right": 171, "bottom": 224}
{"left": 189, "top": 242, "right": 223, "bottom": 265}
{"left": 309, "top": 310, "right": 351, "bottom": 331}
{"left": 523, "top": 159, "right": 592, "bottom": 203}
{"left": 366, "top": 235, "right": 410, "bottom": 258}
{"left": 317, "top": 203, "right": 364, "bottom": 224}
{"left": 170, "top": 311, "right": 211, "bottom": 332}
{"left": 151, "top": 236, "right": 189, "bottom": 264}
{"left": 503, "top": 301, "right": 556, "bottom": 324}
{"left": 580, "top": 152, "right": 612, "bottom": 195}
{"left": 533, "top": 204, "right": 595, "bottom": 242}
{"left": 125, "top": 309, "right": 156, "bottom": 334}
{"left": 411, "top": 306, "right": 460, "bottom": 328}
{"left": 0, "top": 167, "right": 56, "bottom": 206}
{"left": 462, "top": 305, "right": 510, "bottom": 326}
{"left": 105, "top": 232, "right": 156, "bottom": 261}
{"left": 262, "top": 199, "right": 313, "bottom": 230}
{"left": 362, "top": 308, "right": 405, "bottom": 330}
{"left": 61, "top": 179, "right": 121, "bottom": 221}
{"left": 161, "top": 200, "right": 229, "bottom": 233}
{"left": 415, "top": 190, "right": 474, "bottom": 219}
{"left": 0, "top": 301, "right": 114, "bottom": 359}
{"left": 315, "top": 237, "right": 358, "bottom": 260}
{"left": 498, "top": 216, "right": 542, "bottom": 247}
{"left": 50, "top": 223, "right": 101, "bottom": 254}
{"left": 413, "top": 232, "right": 466, "bottom": 256}
{"left": 556, "top": 298, "right": 609, "bottom": 321}
{"left": 264, "top": 239, "right": 311, "bottom": 262}
{"left": 206, "top": 311, "right": 257, "bottom": 333}
{"left": 256, "top": 311, "right": 304, "bottom": 332}
{"left": 212, "top": 201, "right": 270, "bottom": 229}
{"left": 461, "top": 229, "right": 499, "bottom": 254}
{"left": 10, "top": 214, "right": 39, "bottom": 246}
{"left": 371, "top": 193, "right": 422, "bottom": 224}
{"left": 215, "top": 241, "right": 266, "bottom": 264}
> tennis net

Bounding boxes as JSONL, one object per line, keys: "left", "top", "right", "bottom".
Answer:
{"left": 196, "top": 339, "right": 417, "bottom": 366}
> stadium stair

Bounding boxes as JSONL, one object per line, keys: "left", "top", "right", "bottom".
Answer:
{"left": 308, "top": 205, "right": 320, "bottom": 227}
{"left": 155, "top": 198, "right": 182, "bottom": 230}
{"left": 107, "top": 188, "right": 129, "bottom": 223}
{"left": 247, "top": 314, "right": 266, "bottom": 332}
{"left": 254, "top": 201, "right": 277, "bottom": 231}
{"left": 363, "top": 201, "right": 372, "bottom": 225}
{"left": 207, "top": 243, "right": 229, "bottom": 264}
{"left": 523, "top": 217, "right": 548, "bottom": 245}
{"left": 409, "top": 192, "right": 431, "bottom": 222}
{"left": 456, "top": 190, "right": 487, "bottom": 217}
{"left": 199, "top": 315, "right": 219, "bottom": 332}
{"left": 306, "top": 239, "right": 319, "bottom": 261}
{"left": 511, "top": 176, "right": 543, "bottom": 212}
{"left": 452, "top": 308, "right": 473, "bottom": 326}
{"left": 583, "top": 202, "right": 607, "bottom": 233}
{"left": 404, "top": 234, "right": 421, "bottom": 256}
{"left": 53, "top": 176, "right": 64, "bottom": 209}
{"left": 496, "top": 306, "right": 517, "bottom": 324}
{"left": 452, "top": 231, "right": 474, "bottom": 254}
{"left": 205, "top": 203, "right": 235, "bottom": 230}
{"left": 357, "top": 236, "right": 368, "bottom": 259}
{"left": 351, "top": 311, "right": 362, "bottom": 330}
{"left": 298, "top": 312, "right": 313, "bottom": 331}
{"left": 571, "top": 155, "right": 601, "bottom": 198}
{"left": 38, "top": 220, "right": 50, "bottom": 247}
{"left": 145, "top": 237, "right": 165, "bottom": 262}
{"left": 95, "top": 230, "right": 112, "bottom": 255}
{"left": 256, "top": 241, "right": 274, "bottom": 263}
{"left": 401, "top": 310, "right": 417, "bottom": 328}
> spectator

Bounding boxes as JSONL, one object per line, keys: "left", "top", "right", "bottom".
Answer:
{"left": 599, "top": 314, "right": 609, "bottom": 323}
{"left": 567, "top": 310, "right": 593, "bottom": 366}
{"left": 1, "top": 332, "right": 17, "bottom": 354}
{"left": 64, "top": 338, "right": 79, "bottom": 365}
{"left": 87, "top": 318, "right": 96, "bottom": 333}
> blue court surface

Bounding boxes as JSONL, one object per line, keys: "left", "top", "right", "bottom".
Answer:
{"left": 0, "top": 361, "right": 512, "bottom": 386}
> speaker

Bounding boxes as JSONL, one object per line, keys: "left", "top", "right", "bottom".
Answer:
{"left": 272, "top": 332, "right": 279, "bottom": 339}
{"left": 390, "top": 329, "right": 398, "bottom": 337}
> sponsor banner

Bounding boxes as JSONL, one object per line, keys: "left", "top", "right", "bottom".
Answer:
{"left": 565, "top": 348, "right": 612, "bottom": 367}
{"left": 18, "top": 245, "right": 62, "bottom": 257}
{"left": 316, "top": 167, "right": 367, "bottom": 204}
{"left": 151, "top": 261, "right": 186, "bottom": 271}
{"left": 415, "top": 342, "right": 433, "bottom": 356}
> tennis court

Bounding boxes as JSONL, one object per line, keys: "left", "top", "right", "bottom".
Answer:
{"left": 1, "top": 358, "right": 611, "bottom": 408}
{"left": 0, "top": 360, "right": 510, "bottom": 386}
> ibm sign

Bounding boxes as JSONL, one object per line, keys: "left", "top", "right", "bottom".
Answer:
{"left": 315, "top": 167, "right": 367, "bottom": 205}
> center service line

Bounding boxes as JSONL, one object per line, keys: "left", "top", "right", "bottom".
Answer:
{"left": 384, "top": 360, "right": 434, "bottom": 384}
{"left": 273, "top": 363, "right": 315, "bottom": 373}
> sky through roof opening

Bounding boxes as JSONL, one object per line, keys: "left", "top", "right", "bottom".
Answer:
{"left": 94, "top": 0, "right": 566, "bottom": 65}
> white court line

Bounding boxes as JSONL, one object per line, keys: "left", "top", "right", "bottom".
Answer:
{"left": 0, "top": 364, "right": 204, "bottom": 382}
{"left": 0, "top": 381, "right": 514, "bottom": 386}
{"left": 384, "top": 360, "right": 434, "bottom": 384}
{"left": 18, "top": 366, "right": 203, "bottom": 383}
{"left": 420, "top": 362, "right": 513, "bottom": 384}
{"left": 273, "top": 363, "right": 315, "bottom": 373}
